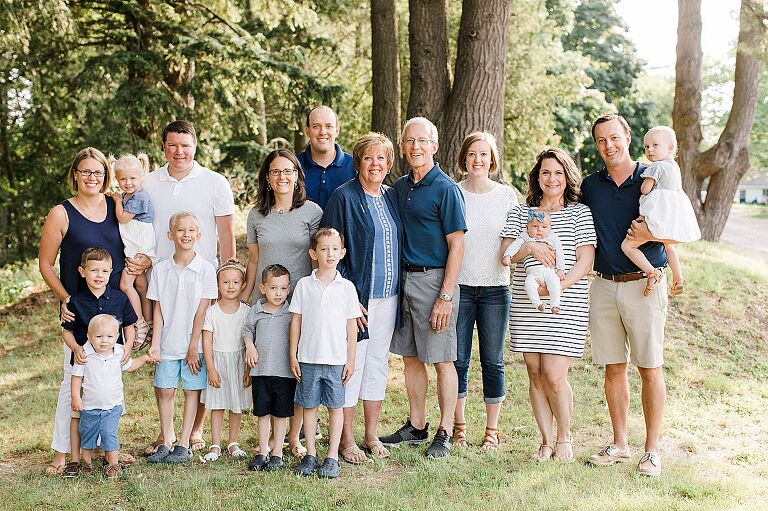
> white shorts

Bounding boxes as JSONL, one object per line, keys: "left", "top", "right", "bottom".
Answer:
{"left": 344, "top": 296, "right": 398, "bottom": 407}
{"left": 120, "top": 220, "right": 157, "bottom": 261}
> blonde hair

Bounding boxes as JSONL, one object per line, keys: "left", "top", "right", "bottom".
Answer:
{"left": 168, "top": 211, "right": 199, "bottom": 231}
{"left": 113, "top": 153, "right": 150, "bottom": 178}
{"left": 67, "top": 147, "right": 112, "bottom": 194}
{"left": 645, "top": 126, "right": 678, "bottom": 156}
{"left": 87, "top": 314, "right": 120, "bottom": 334}
{"left": 352, "top": 132, "right": 395, "bottom": 172}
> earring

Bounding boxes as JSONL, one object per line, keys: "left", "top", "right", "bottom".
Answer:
{"left": 294, "top": 183, "right": 298, "bottom": 190}
{"left": 267, "top": 184, "right": 271, "bottom": 191}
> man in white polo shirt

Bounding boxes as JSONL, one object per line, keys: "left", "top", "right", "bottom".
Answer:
{"left": 142, "top": 120, "right": 236, "bottom": 454}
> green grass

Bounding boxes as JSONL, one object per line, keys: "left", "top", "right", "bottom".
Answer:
{"left": 732, "top": 203, "right": 768, "bottom": 219}
{"left": 1, "top": 241, "right": 767, "bottom": 510}
{"left": 0, "top": 258, "right": 46, "bottom": 308}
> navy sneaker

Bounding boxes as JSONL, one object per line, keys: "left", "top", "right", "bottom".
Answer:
{"left": 264, "top": 455, "right": 284, "bottom": 472}
{"left": 294, "top": 454, "right": 319, "bottom": 476}
{"left": 317, "top": 457, "right": 340, "bottom": 479}
{"left": 379, "top": 419, "right": 429, "bottom": 447}
{"left": 425, "top": 427, "right": 452, "bottom": 458}
{"left": 164, "top": 445, "right": 193, "bottom": 464}
{"left": 248, "top": 454, "right": 268, "bottom": 471}
{"left": 147, "top": 444, "right": 171, "bottom": 463}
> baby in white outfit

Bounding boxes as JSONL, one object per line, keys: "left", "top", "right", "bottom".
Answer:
{"left": 502, "top": 209, "right": 565, "bottom": 313}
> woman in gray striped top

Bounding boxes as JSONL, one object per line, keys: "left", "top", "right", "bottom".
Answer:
{"left": 500, "top": 147, "right": 596, "bottom": 463}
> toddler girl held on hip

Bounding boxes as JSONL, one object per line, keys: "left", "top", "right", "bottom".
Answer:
{"left": 109, "top": 153, "right": 157, "bottom": 347}
{"left": 621, "top": 126, "right": 701, "bottom": 297}
{"left": 502, "top": 208, "right": 566, "bottom": 313}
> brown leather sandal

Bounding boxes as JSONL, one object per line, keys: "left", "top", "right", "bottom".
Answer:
{"left": 481, "top": 427, "right": 499, "bottom": 452}
{"left": 452, "top": 422, "right": 468, "bottom": 448}
{"left": 670, "top": 279, "right": 685, "bottom": 296}
{"left": 643, "top": 270, "right": 663, "bottom": 297}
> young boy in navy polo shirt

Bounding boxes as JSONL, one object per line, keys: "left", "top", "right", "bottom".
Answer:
{"left": 60, "top": 247, "right": 137, "bottom": 477}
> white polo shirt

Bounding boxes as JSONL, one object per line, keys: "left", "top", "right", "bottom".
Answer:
{"left": 147, "top": 253, "right": 218, "bottom": 359}
{"left": 72, "top": 343, "right": 132, "bottom": 410}
{"left": 143, "top": 161, "right": 235, "bottom": 265}
{"left": 289, "top": 270, "right": 361, "bottom": 365}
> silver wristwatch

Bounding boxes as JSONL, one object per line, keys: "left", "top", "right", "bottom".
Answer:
{"left": 438, "top": 292, "right": 452, "bottom": 302}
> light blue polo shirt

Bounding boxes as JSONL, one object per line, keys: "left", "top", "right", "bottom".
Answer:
{"left": 394, "top": 164, "right": 467, "bottom": 268}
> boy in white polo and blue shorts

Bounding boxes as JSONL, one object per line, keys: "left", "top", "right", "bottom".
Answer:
{"left": 146, "top": 211, "right": 218, "bottom": 463}
{"left": 289, "top": 227, "right": 362, "bottom": 479}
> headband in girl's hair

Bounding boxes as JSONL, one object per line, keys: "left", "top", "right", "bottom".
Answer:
{"left": 528, "top": 208, "right": 546, "bottom": 223}
{"left": 216, "top": 259, "right": 246, "bottom": 277}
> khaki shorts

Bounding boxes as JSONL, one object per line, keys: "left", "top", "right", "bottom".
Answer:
{"left": 589, "top": 276, "right": 668, "bottom": 368}
{"left": 390, "top": 269, "right": 459, "bottom": 364}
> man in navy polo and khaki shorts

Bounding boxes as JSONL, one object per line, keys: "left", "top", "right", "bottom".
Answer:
{"left": 379, "top": 117, "right": 466, "bottom": 459}
{"left": 581, "top": 113, "right": 669, "bottom": 477}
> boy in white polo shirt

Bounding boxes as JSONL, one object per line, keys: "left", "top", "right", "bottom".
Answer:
{"left": 290, "top": 227, "right": 361, "bottom": 479}
{"left": 147, "top": 211, "right": 218, "bottom": 464}
{"left": 71, "top": 314, "right": 151, "bottom": 479}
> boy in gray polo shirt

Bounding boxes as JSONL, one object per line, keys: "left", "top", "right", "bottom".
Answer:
{"left": 243, "top": 264, "right": 294, "bottom": 472}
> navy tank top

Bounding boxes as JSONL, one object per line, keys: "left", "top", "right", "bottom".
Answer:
{"left": 59, "top": 196, "right": 125, "bottom": 295}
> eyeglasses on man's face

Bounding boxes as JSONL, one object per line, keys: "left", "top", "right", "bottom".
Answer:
{"left": 402, "top": 138, "right": 433, "bottom": 146}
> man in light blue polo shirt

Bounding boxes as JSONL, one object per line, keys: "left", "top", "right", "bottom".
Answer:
{"left": 296, "top": 106, "right": 356, "bottom": 209}
{"left": 582, "top": 113, "right": 668, "bottom": 477}
{"left": 380, "top": 117, "right": 466, "bottom": 459}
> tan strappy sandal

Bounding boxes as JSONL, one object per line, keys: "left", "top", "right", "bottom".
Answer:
{"left": 452, "top": 422, "right": 468, "bottom": 448}
{"left": 481, "top": 427, "right": 499, "bottom": 452}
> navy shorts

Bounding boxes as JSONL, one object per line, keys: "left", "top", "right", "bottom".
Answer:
{"left": 79, "top": 405, "right": 122, "bottom": 452}
{"left": 252, "top": 376, "right": 296, "bottom": 418}
{"left": 294, "top": 363, "right": 345, "bottom": 409}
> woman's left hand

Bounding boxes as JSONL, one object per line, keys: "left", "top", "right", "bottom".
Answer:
{"left": 125, "top": 253, "right": 151, "bottom": 275}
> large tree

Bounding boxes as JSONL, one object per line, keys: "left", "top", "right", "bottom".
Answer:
{"left": 383, "top": 0, "right": 513, "bottom": 179}
{"left": 674, "top": 0, "right": 765, "bottom": 240}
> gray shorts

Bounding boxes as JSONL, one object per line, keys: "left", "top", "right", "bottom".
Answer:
{"left": 390, "top": 268, "right": 459, "bottom": 363}
{"left": 294, "top": 363, "right": 345, "bottom": 409}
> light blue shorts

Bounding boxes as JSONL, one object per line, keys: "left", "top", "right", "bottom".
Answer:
{"left": 153, "top": 356, "right": 207, "bottom": 391}
{"left": 79, "top": 405, "right": 122, "bottom": 452}
{"left": 294, "top": 363, "right": 345, "bottom": 409}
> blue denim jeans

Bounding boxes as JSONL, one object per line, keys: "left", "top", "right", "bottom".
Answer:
{"left": 454, "top": 284, "right": 510, "bottom": 403}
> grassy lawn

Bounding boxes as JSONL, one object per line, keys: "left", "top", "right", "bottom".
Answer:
{"left": 731, "top": 203, "right": 768, "bottom": 219}
{"left": 1, "top": 240, "right": 767, "bottom": 510}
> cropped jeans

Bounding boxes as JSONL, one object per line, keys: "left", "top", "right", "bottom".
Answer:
{"left": 454, "top": 284, "right": 510, "bottom": 403}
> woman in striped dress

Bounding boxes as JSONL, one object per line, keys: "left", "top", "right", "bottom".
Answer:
{"left": 500, "top": 147, "right": 596, "bottom": 463}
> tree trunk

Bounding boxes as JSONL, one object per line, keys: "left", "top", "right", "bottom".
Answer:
{"left": 437, "top": 0, "right": 513, "bottom": 179}
{"left": 255, "top": 79, "right": 267, "bottom": 147}
{"left": 674, "top": 0, "right": 764, "bottom": 241}
{"left": 371, "top": 0, "right": 402, "bottom": 180}
{"left": 405, "top": 0, "right": 450, "bottom": 122}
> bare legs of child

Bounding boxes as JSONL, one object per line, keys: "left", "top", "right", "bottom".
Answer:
{"left": 665, "top": 243, "right": 685, "bottom": 295}
{"left": 621, "top": 237, "right": 664, "bottom": 297}
{"left": 201, "top": 410, "right": 244, "bottom": 462}
{"left": 120, "top": 269, "right": 151, "bottom": 348}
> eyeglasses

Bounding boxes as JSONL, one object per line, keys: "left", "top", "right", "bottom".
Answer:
{"left": 403, "top": 138, "right": 433, "bottom": 146}
{"left": 268, "top": 168, "right": 298, "bottom": 177}
{"left": 76, "top": 169, "right": 105, "bottom": 178}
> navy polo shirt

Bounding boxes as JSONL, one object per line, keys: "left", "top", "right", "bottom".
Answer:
{"left": 581, "top": 162, "right": 668, "bottom": 275}
{"left": 61, "top": 286, "right": 138, "bottom": 365}
{"left": 394, "top": 164, "right": 467, "bottom": 268}
{"left": 297, "top": 143, "right": 356, "bottom": 209}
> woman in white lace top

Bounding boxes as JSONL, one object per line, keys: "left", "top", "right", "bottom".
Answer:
{"left": 452, "top": 132, "right": 517, "bottom": 452}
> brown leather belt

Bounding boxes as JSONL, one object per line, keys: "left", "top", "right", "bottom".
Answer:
{"left": 596, "top": 271, "right": 646, "bottom": 282}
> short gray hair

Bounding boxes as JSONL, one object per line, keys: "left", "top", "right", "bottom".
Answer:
{"left": 401, "top": 117, "right": 439, "bottom": 145}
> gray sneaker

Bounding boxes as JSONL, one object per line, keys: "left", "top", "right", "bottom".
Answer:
{"left": 379, "top": 419, "right": 429, "bottom": 447}
{"left": 425, "top": 428, "right": 452, "bottom": 458}
{"left": 164, "top": 445, "right": 193, "bottom": 464}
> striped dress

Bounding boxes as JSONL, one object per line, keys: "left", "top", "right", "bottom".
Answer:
{"left": 500, "top": 203, "right": 596, "bottom": 358}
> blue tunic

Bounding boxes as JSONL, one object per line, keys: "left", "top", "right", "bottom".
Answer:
{"left": 59, "top": 196, "right": 125, "bottom": 295}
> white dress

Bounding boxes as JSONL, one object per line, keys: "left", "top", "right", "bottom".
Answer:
{"left": 639, "top": 159, "right": 701, "bottom": 242}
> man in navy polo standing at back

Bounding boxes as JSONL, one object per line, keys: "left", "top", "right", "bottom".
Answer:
{"left": 296, "top": 106, "right": 356, "bottom": 209}
{"left": 380, "top": 116, "right": 466, "bottom": 459}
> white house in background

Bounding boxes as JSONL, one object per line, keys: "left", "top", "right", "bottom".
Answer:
{"left": 734, "top": 172, "right": 768, "bottom": 204}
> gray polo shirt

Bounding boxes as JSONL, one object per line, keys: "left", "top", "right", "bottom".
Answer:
{"left": 242, "top": 300, "right": 293, "bottom": 378}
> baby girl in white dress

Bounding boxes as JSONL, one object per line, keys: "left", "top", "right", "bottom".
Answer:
{"left": 502, "top": 209, "right": 566, "bottom": 313}
{"left": 621, "top": 126, "right": 701, "bottom": 297}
